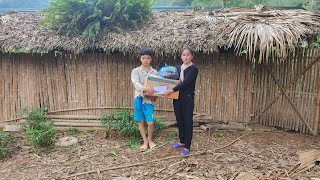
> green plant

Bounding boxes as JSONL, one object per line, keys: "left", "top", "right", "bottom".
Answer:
{"left": 25, "top": 107, "right": 49, "bottom": 125}
{"left": 125, "top": 135, "right": 142, "bottom": 148}
{"left": 23, "top": 107, "right": 56, "bottom": 148}
{"left": 312, "top": 35, "right": 320, "bottom": 48}
{"left": 155, "top": 118, "right": 166, "bottom": 133}
{"left": 85, "top": 129, "right": 95, "bottom": 134}
{"left": 98, "top": 109, "right": 165, "bottom": 146}
{"left": 213, "top": 129, "right": 223, "bottom": 138}
{"left": 0, "top": 133, "right": 11, "bottom": 158}
{"left": 99, "top": 109, "right": 140, "bottom": 137}
{"left": 19, "top": 107, "right": 29, "bottom": 117}
{"left": 66, "top": 127, "right": 83, "bottom": 136}
{"left": 40, "top": 0, "right": 154, "bottom": 42}
{"left": 25, "top": 122, "right": 56, "bottom": 147}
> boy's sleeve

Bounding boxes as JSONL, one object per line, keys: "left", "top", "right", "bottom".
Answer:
{"left": 131, "top": 69, "right": 144, "bottom": 95}
{"left": 152, "top": 70, "right": 158, "bottom": 76}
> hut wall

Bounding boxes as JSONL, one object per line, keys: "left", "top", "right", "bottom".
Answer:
{"left": 0, "top": 52, "right": 253, "bottom": 123}
{"left": 253, "top": 48, "right": 320, "bottom": 134}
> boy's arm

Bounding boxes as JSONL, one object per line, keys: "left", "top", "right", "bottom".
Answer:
{"left": 131, "top": 69, "right": 144, "bottom": 95}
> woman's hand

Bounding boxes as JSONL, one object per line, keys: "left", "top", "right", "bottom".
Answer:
{"left": 164, "top": 89, "right": 174, "bottom": 97}
{"left": 144, "top": 86, "right": 155, "bottom": 95}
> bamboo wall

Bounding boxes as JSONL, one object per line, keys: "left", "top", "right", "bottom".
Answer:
{"left": 0, "top": 52, "right": 253, "bottom": 123}
{"left": 253, "top": 48, "right": 320, "bottom": 134}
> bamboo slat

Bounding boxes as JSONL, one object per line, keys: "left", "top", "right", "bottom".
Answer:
{"left": 283, "top": 53, "right": 291, "bottom": 130}
{"left": 302, "top": 50, "right": 310, "bottom": 132}
{"left": 0, "top": 55, "right": 3, "bottom": 121}
{"left": 315, "top": 69, "right": 320, "bottom": 135}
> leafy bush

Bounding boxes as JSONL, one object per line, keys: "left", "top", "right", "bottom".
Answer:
{"left": 99, "top": 109, "right": 139, "bottom": 138}
{"left": 25, "top": 122, "right": 56, "bottom": 148}
{"left": 0, "top": 133, "right": 11, "bottom": 158}
{"left": 23, "top": 107, "right": 56, "bottom": 148}
{"left": 40, "top": 0, "right": 154, "bottom": 42}
{"left": 98, "top": 109, "right": 165, "bottom": 144}
{"left": 25, "top": 107, "right": 49, "bottom": 126}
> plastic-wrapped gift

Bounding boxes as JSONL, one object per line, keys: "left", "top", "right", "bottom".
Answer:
{"left": 158, "top": 65, "right": 179, "bottom": 80}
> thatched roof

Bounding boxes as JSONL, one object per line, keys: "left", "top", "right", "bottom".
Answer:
{"left": 0, "top": 7, "right": 319, "bottom": 62}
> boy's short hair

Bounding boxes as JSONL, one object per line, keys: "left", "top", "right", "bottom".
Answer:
{"left": 139, "top": 48, "right": 154, "bottom": 57}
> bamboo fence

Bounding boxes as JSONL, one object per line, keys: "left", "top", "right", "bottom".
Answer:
{"left": 0, "top": 52, "right": 252, "bottom": 124}
{"left": 1, "top": 49, "right": 319, "bottom": 134}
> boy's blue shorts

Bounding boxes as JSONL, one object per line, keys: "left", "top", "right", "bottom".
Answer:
{"left": 133, "top": 96, "right": 154, "bottom": 123}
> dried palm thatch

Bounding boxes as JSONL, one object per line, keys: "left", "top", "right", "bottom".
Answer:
{"left": 0, "top": 13, "right": 90, "bottom": 53}
{"left": 217, "top": 9, "right": 320, "bottom": 62}
{"left": 98, "top": 11, "right": 221, "bottom": 56}
{"left": 0, "top": 8, "right": 319, "bottom": 63}
{"left": 288, "top": 149, "right": 320, "bottom": 177}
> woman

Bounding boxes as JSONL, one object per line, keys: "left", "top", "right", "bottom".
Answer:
{"left": 164, "top": 46, "right": 198, "bottom": 156}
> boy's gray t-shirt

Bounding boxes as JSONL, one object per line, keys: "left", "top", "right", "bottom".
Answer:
{"left": 131, "top": 66, "right": 158, "bottom": 104}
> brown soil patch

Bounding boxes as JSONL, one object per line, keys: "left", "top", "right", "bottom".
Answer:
{"left": 1, "top": 124, "right": 320, "bottom": 180}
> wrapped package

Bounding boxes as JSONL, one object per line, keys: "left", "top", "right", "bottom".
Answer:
{"left": 158, "top": 65, "right": 179, "bottom": 80}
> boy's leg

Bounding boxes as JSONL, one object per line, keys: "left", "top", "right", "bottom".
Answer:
{"left": 147, "top": 122, "right": 155, "bottom": 144}
{"left": 134, "top": 97, "right": 148, "bottom": 146}
{"left": 181, "top": 97, "right": 194, "bottom": 150}
{"left": 173, "top": 100, "right": 185, "bottom": 145}
{"left": 138, "top": 121, "right": 148, "bottom": 146}
{"left": 143, "top": 103, "right": 155, "bottom": 145}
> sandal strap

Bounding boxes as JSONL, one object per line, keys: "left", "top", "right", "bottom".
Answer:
{"left": 140, "top": 144, "right": 148, "bottom": 152}
{"left": 180, "top": 149, "right": 190, "bottom": 156}
{"left": 149, "top": 142, "right": 156, "bottom": 149}
{"left": 172, "top": 143, "right": 184, "bottom": 148}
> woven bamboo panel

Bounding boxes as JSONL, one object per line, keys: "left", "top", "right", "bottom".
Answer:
{"left": 1, "top": 52, "right": 252, "bottom": 123}
{"left": 253, "top": 48, "right": 320, "bottom": 134}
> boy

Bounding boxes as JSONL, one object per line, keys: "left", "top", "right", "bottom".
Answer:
{"left": 131, "top": 48, "right": 157, "bottom": 152}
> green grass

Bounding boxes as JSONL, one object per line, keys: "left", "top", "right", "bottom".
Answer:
{"left": 164, "top": 130, "right": 178, "bottom": 143}
{"left": 65, "top": 127, "right": 84, "bottom": 136}
{"left": 0, "top": 133, "right": 11, "bottom": 158}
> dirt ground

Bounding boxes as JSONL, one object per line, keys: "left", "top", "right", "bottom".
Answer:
{"left": 1, "top": 124, "right": 320, "bottom": 180}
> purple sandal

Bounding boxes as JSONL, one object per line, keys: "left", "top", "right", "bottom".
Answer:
{"left": 180, "top": 149, "right": 190, "bottom": 156}
{"left": 172, "top": 143, "right": 184, "bottom": 149}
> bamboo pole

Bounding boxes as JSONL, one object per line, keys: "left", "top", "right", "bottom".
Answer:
{"left": 47, "top": 115, "right": 99, "bottom": 119}
{"left": 3, "top": 107, "right": 210, "bottom": 123}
